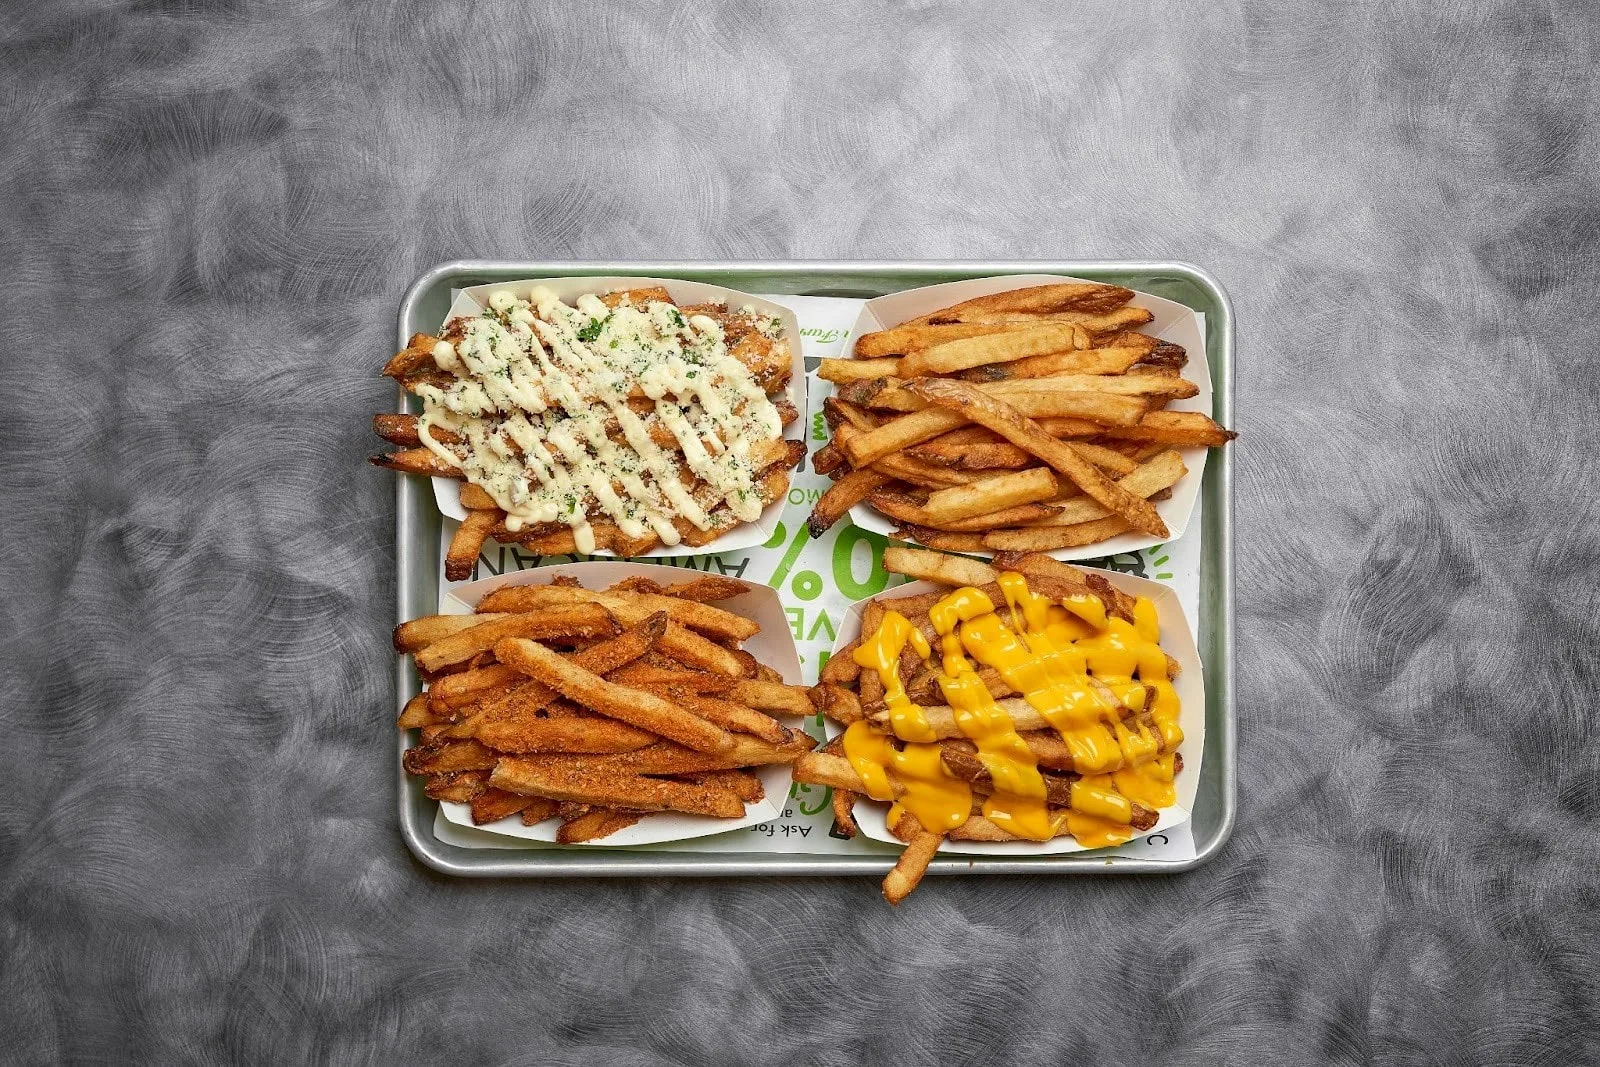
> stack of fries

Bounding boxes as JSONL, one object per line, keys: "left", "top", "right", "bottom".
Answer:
{"left": 373, "top": 285, "right": 806, "bottom": 577}
{"left": 396, "top": 573, "right": 815, "bottom": 842}
{"left": 809, "top": 282, "right": 1235, "bottom": 553}
{"left": 797, "top": 547, "right": 1185, "bottom": 902}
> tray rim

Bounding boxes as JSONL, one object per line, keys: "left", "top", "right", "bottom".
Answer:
{"left": 393, "top": 259, "right": 1235, "bottom": 878}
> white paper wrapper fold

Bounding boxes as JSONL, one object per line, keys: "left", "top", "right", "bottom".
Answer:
{"left": 842, "top": 274, "right": 1212, "bottom": 561}
{"left": 428, "top": 276, "right": 808, "bottom": 558}
{"left": 827, "top": 571, "right": 1205, "bottom": 856}
{"left": 432, "top": 561, "right": 802, "bottom": 846}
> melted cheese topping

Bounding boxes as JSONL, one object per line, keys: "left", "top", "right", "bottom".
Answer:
{"left": 414, "top": 288, "right": 784, "bottom": 554}
{"left": 843, "top": 573, "right": 1184, "bottom": 849}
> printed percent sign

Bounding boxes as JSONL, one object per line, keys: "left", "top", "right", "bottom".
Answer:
{"left": 761, "top": 520, "right": 822, "bottom": 600}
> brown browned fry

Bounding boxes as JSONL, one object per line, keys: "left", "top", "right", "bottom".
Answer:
{"left": 397, "top": 693, "right": 440, "bottom": 730}
{"left": 457, "top": 483, "right": 498, "bottom": 509}
{"left": 489, "top": 759, "right": 745, "bottom": 818}
{"left": 1028, "top": 450, "right": 1187, "bottom": 528}
{"left": 808, "top": 467, "right": 890, "bottom": 537}
{"left": 889, "top": 525, "right": 989, "bottom": 553}
{"left": 831, "top": 787, "right": 860, "bottom": 838}
{"left": 655, "top": 576, "right": 751, "bottom": 602}
{"left": 423, "top": 770, "right": 490, "bottom": 803}
{"left": 867, "top": 491, "right": 1061, "bottom": 533}
{"left": 557, "top": 808, "right": 645, "bottom": 843}
{"left": 674, "top": 769, "right": 765, "bottom": 804}
{"left": 470, "top": 787, "right": 534, "bottom": 825}
{"left": 907, "top": 379, "right": 1168, "bottom": 538}
{"left": 812, "top": 683, "right": 865, "bottom": 725}
{"left": 820, "top": 641, "right": 862, "bottom": 686}
{"left": 403, "top": 739, "right": 498, "bottom": 775}
{"left": 496, "top": 637, "right": 736, "bottom": 753}
{"left": 382, "top": 333, "right": 440, "bottom": 379}
{"left": 1092, "top": 409, "right": 1237, "bottom": 447}
{"left": 563, "top": 731, "right": 815, "bottom": 775}
{"left": 961, "top": 346, "right": 1145, "bottom": 382}
{"left": 394, "top": 613, "right": 511, "bottom": 654}
{"left": 475, "top": 714, "right": 658, "bottom": 754}
{"left": 445, "top": 509, "right": 501, "bottom": 582}
{"left": 477, "top": 584, "right": 758, "bottom": 657}
{"left": 984, "top": 517, "right": 1132, "bottom": 552}
{"left": 907, "top": 440, "right": 1036, "bottom": 470}
{"left": 414, "top": 605, "right": 615, "bottom": 672}
{"left": 855, "top": 321, "right": 1021, "bottom": 358}
{"left": 519, "top": 797, "right": 561, "bottom": 825}
{"left": 666, "top": 689, "right": 788, "bottom": 744}
{"left": 919, "top": 282, "right": 1135, "bottom": 321}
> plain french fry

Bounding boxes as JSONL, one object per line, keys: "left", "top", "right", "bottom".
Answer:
{"left": 883, "top": 826, "right": 942, "bottom": 905}
{"left": 983, "top": 516, "right": 1132, "bottom": 552}
{"left": 476, "top": 584, "right": 758, "bottom": 655}
{"left": 907, "top": 379, "right": 1168, "bottom": 538}
{"left": 495, "top": 637, "right": 736, "bottom": 754}
{"left": 900, "top": 324, "right": 1084, "bottom": 376}
{"left": 819, "top": 357, "right": 903, "bottom": 382}
{"left": 888, "top": 525, "right": 989, "bottom": 553}
{"left": 1029, "top": 450, "right": 1187, "bottom": 527}
{"left": 918, "top": 282, "right": 1134, "bottom": 321}
{"left": 655, "top": 576, "right": 750, "bottom": 602}
{"left": 881, "top": 546, "right": 998, "bottom": 588}
{"left": 907, "top": 440, "right": 1035, "bottom": 470}
{"left": 397, "top": 693, "right": 440, "bottom": 730}
{"left": 855, "top": 321, "right": 1022, "bottom": 357}
{"left": 868, "top": 491, "right": 1061, "bottom": 532}
{"left": 919, "top": 467, "right": 1059, "bottom": 523}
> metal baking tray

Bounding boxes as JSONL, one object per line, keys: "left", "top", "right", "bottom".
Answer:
{"left": 393, "top": 261, "right": 1235, "bottom": 878}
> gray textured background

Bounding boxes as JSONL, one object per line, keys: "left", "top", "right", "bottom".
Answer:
{"left": 2, "top": 1, "right": 1597, "bottom": 1064}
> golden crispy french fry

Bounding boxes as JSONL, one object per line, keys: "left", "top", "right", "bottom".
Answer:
{"left": 813, "top": 682, "right": 865, "bottom": 725}
{"left": 919, "top": 467, "right": 1058, "bottom": 523}
{"left": 919, "top": 282, "right": 1135, "bottom": 321}
{"left": 983, "top": 516, "right": 1132, "bottom": 552}
{"left": 445, "top": 509, "right": 500, "bottom": 582}
{"left": 727, "top": 679, "right": 812, "bottom": 716}
{"left": 840, "top": 408, "right": 969, "bottom": 467}
{"left": 476, "top": 584, "right": 758, "bottom": 645}
{"left": 1092, "top": 409, "right": 1237, "bottom": 447}
{"left": 846, "top": 379, "right": 1148, "bottom": 423}
{"left": 1065, "top": 442, "right": 1139, "bottom": 476}
{"left": 907, "top": 441, "right": 1034, "bottom": 470}
{"left": 495, "top": 637, "right": 736, "bottom": 753}
{"left": 394, "top": 613, "right": 511, "bottom": 654}
{"left": 961, "top": 346, "right": 1144, "bottom": 382}
{"left": 948, "top": 306, "right": 1154, "bottom": 334}
{"left": 883, "top": 827, "right": 942, "bottom": 905}
{"left": 414, "top": 606, "right": 615, "bottom": 672}
{"left": 674, "top": 769, "right": 765, "bottom": 803}
{"left": 831, "top": 787, "right": 860, "bottom": 837}
{"left": 397, "top": 693, "right": 439, "bottom": 729}
{"left": 868, "top": 491, "right": 1061, "bottom": 532}
{"left": 489, "top": 759, "right": 746, "bottom": 818}
{"left": 820, "top": 641, "right": 862, "bottom": 686}
{"left": 906, "top": 379, "right": 1167, "bottom": 538}
{"left": 667, "top": 689, "right": 788, "bottom": 744}
{"left": 882, "top": 546, "right": 998, "bottom": 588}
{"left": 856, "top": 322, "right": 1021, "bottom": 357}
{"left": 382, "top": 333, "right": 440, "bottom": 378}
{"left": 819, "top": 357, "right": 904, "bottom": 382}
{"left": 1027, "top": 451, "right": 1187, "bottom": 527}
{"left": 900, "top": 324, "right": 1084, "bottom": 376}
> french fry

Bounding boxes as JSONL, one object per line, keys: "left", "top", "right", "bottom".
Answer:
{"left": 907, "top": 379, "right": 1168, "bottom": 538}
{"left": 674, "top": 769, "right": 765, "bottom": 804}
{"left": 423, "top": 770, "right": 490, "bottom": 803}
{"left": 1026, "top": 451, "right": 1187, "bottom": 527}
{"left": 868, "top": 491, "right": 1062, "bottom": 532}
{"left": 557, "top": 808, "right": 645, "bottom": 843}
{"left": 889, "top": 525, "right": 989, "bottom": 553}
{"left": 470, "top": 787, "right": 534, "bottom": 825}
{"left": 394, "top": 613, "right": 511, "bottom": 654}
{"left": 476, "top": 584, "right": 758, "bottom": 648}
{"left": 983, "top": 517, "right": 1132, "bottom": 552}
{"left": 655, "top": 576, "right": 751, "bottom": 602}
{"left": 489, "top": 759, "right": 746, "bottom": 818}
{"left": 495, "top": 637, "right": 737, "bottom": 754}
{"left": 881, "top": 546, "right": 998, "bottom": 588}
{"left": 1092, "top": 409, "right": 1237, "bottom": 447}
{"left": 808, "top": 468, "right": 891, "bottom": 537}
{"left": 900, "top": 324, "right": 1084, "bottom": 376}
{"left": 445, "top": 509, "right": 500, "bottom": 582}
{"left": 918, "top": 282, "right": 1135, "bottom": 321}
{"left": 883, "top": 825, "right": 942, "bottom": 905}
{"left": 474, "top": 715, "right": 658, "bottom": 755}
{"left": 962, "top": 346, "right": 1144, "bottom": 382}
{"left": 368, "top": 447, "right": 462, "bottom": 477}
{"left": 919, "top": 467, "right": 1058, "bottom": 523}
{"left": 414, "top": 605, "right": 615, "bottom": 672}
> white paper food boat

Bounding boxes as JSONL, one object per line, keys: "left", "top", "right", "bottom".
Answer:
{"left": 428, "top": 276, "right": 808, "bottom": 558}
{"left": 840, "top": 274, "right": 1212, "bottom": 561}
{"left": 430, "top": 561, "right": 803, "bottom": 846}
{"left": 828, "top": 570, "right": 1205, "bottom": 856}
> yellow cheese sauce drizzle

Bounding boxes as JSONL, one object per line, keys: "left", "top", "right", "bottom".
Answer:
{"left": 842, "top": 574, "right": 1184, "bottom": 849}
{"left": 413, "top": 287, "right": 784, "bottom": 554}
